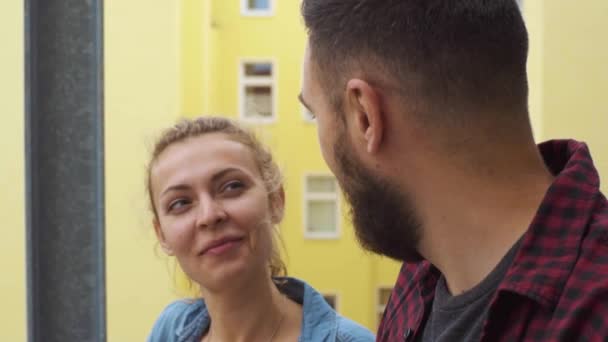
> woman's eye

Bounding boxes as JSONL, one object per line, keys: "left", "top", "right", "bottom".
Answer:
{"left": 168, "top": 199, "right": 190, "bottom": 212}
{"left": 223, "top": 181, "right": 245, "bottom": 193}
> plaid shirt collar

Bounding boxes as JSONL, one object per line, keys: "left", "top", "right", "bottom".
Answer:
{"left": 379, "top": 139, "right": 605, "bottom": 341}
{"left": 498, "top": 139, "right": 601, "bottom": 308}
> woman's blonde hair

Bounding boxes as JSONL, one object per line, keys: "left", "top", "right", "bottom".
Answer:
{"left": 146, "top": 116, "right": 287, "bottom": 278}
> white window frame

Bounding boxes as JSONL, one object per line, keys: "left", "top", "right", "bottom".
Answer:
{"left": 303, "top": 173, "right": 341, "bottom": 239}
{"left": 238, "top": 58, "right": 277, "bottom": 124}
{"left": 241, "top": 0, "right": 275, "bottom": 17}
{"left": 376, "top": 286, "right": 393, "bottom": 326}
{"left": 321, "top": 292, "right": 340, "bottom": 312}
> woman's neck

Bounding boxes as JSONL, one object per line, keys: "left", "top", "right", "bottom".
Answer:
{"left": 201, "top": 275, "right": 287, "bottom": 342}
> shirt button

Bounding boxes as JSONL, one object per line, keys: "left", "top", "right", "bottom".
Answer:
{"left": 403, "top": 328, "right": 412, "bottom": 341}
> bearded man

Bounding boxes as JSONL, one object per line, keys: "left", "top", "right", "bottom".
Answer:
{"left": 299, "top": 1, "right": 608, "bottom": 340}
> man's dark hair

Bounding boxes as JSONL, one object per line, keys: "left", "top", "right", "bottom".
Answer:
{"left": 302, "top": 0, "right": 529, "bottom": 125}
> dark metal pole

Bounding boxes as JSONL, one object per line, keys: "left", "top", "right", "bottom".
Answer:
{"left": 25, "top": 1, "right": 106, "bottom": 341}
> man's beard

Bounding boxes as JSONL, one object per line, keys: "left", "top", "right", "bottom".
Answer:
{"left": 333, "top": 129, "right": 423, "bottom": 263}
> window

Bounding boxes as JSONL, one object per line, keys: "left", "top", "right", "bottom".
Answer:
{"left": 242, "top": 0, "right": 274, "bottom": 16}
{"left": 322, "top": 293, "right": 339, "bottom": 311}
{"left": 239, "top": 60, "right": 275, "bottom": 123}
{"left": 377, "top": 287, "right": 393, "bottom": 327}
{"left": 303, "top": 175, "right": 340, "bottom": 239}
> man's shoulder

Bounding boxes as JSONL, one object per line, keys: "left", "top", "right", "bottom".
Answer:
{"left": 552, "top": 197, "right": 608, "bottom": 337}
{"left": 377, "top": 261, "right": 437, "bottom": 340}
{"left": 555, "top": 261, "right": 608, "bottom": 338}
{"left": 390, "top": 261, "right": 437, "bottom": 302}
{"left": 576, "top": 193, "right": 608, "bottom": 270}
{"left": 588, "top": 192, "right": 608, "bottom": 237}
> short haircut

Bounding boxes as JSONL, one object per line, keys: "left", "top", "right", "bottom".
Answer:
{"left": 302, "top": 0, "right": 529, "bottom": 124}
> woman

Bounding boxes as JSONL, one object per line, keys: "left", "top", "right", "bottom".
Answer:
{"left": 146, "top": 117, "right": 374, "bottom": 341}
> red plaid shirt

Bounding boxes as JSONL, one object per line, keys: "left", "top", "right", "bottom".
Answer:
{"left": 377, "top": 140, "right": 608, "bottom": 341}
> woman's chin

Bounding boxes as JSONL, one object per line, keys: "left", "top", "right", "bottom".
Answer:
{"left": 195, "top": 261, "right": 253, "bottom": 292}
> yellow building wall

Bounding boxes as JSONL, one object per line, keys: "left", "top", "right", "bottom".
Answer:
{"left": 523, "top": 1, "right": 545, "bottom": 141}
{"left": 180, "top": 0, "right": 205, "bottom": 116}
{"left": 541, "top": 1, "right": 608, "bottom": 193}
{"left": 2, "top": 1, "right": 606, "bottom": 340}
{"left": 126, "top": 0, "right": 607, "bottom": 336}
{"left": 0, "top": 1, "right": 25, "bottom": 341}
{"left": 104, "top": 1, "right": 181, "bottom": 340}
{"left": 525, "top": 1, "right": 607, "bottom": 193}
{"left": 180, "top": 0, "right": 608, "bottom": 330}
{"left": 178, "top": 0, "right": 402, "bottom": 330}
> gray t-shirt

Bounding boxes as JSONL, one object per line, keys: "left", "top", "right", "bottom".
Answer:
{"left": 418, "top": 240, "right": 521, "bottom": 342}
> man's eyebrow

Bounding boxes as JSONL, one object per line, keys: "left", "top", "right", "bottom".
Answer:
{"left": 298, "top": 93, "right": 313, "bottom": 112}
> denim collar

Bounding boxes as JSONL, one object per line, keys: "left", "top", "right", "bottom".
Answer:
{"left": 174, "top": 277, "right": 338, "bottom": 342}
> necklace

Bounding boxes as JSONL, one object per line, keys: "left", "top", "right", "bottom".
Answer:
{"left": 206, "top": 295, "right": 286, "bottom": 342}
{"left": 265, "top": 308, "right": 285, "bottom": 342}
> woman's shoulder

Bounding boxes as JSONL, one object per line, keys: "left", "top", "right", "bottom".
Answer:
{"left": 147, "top": 299, "right": 206, "bottom": 342}
{"left": 284, "top": 277, "right": 375, "bottom": 341}
{"left": 335, "top": 315, "right": 376, "bottom": 341}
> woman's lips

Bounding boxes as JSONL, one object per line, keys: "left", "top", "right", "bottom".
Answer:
{"left": 201, "top": 237, "right": 244, "bottom": 256}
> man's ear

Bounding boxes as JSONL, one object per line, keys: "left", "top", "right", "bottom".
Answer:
{"left": 270, "top": 186, "right": 286, "bottom": 224}
{"left": 345, "top": 78, "right": 384, "bottom": 154}
{"left": 153, "top": 218, "right": 174, "bottom": 256}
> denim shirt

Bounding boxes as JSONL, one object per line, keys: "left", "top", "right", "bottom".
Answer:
{"left": 148, "top": 277, "right": 375, "bottom": 342}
